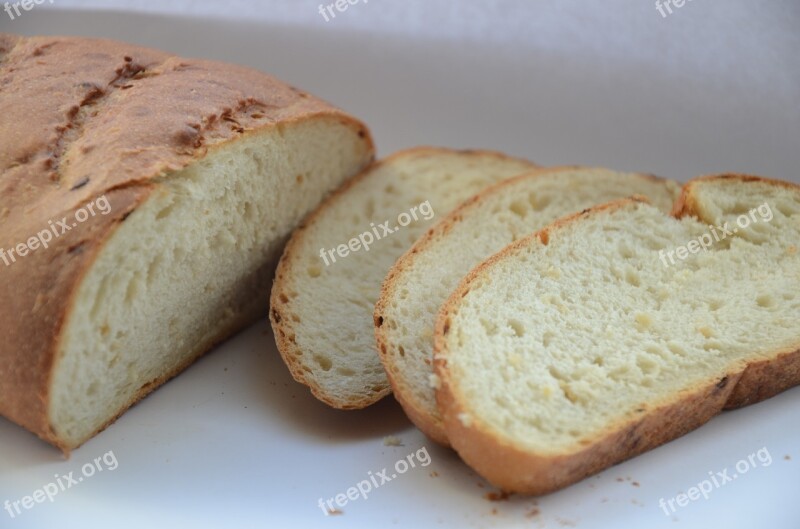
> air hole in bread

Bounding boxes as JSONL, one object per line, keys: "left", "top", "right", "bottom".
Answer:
{"left": 528, "top": 192, "right": 551, "bottom": 212}
{"left": 509, "top": 201, "right": 527, "bottom": 218}
{"left": 314, "top": 355, "right": 333, "bottom": 371}
{"left": 756, "top": 294, "right": 776, "bottom": 309}
{"left": 508, "top": 319, "right": 525, "bottom": 337}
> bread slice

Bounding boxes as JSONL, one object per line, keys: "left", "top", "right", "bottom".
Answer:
{"left": 434, "top": 175, "right": 800, "bottom": 494}
{"left": 270, "top": 148, "right": 536, "bottom": 408}
{"left": 0, "top": 34, "right": 374, "bottom": 451}
{"left": 375, "top": 167, "right": 681, "bottom": 445}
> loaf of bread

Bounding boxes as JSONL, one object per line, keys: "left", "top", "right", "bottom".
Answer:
{"left": 375, "top": 167, "right": 680, "bottom": 445}
{"left": 434, "top": 175, "right": 800, "bottom": 494}
{"left": 270, "top": 148, "right": 536, "bottom": 408}
{"left": 0, "top": 34, "right": 374, "bottom": 451}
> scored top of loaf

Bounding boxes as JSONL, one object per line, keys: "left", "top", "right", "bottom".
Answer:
{"left": 0, "top": 33, "right": 372, "bottom": 445}
{"left": 0, "top": 33, "right": 369, "bottom": 227}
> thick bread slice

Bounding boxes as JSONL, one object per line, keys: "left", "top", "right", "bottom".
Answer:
{"left": 434, "top": 175, "right": 800, "bottom": 494}
{"left": 270, "top": 148, "right": 536, "bottom": 408}
{"left": 0, "top": 34, "right": 374, "bottom": 451}
{"left": 375, "top": 167, "right": 681, "bottom": 445}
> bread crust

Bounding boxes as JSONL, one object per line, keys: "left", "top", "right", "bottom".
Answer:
{"left": 0, "top": 33, "right": 373, "bottom": 451}
{"left": 376, "top": 169, "right": 675, "bottom": 446}
{"left": 434, "top": 186, "right": 800, "bottom": 494}
{"left": 270, "top": 148, "right": 537, "bottom": 409}
{"left": 672, "top": 173, "right": 799, "bottom": 218}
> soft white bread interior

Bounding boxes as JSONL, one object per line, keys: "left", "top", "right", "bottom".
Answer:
{"left": 49, "top": 118, "right": 372, "bottom": 449}
{"left": 375, "top": 168, "right": 681, "bottom": 445}
{"left": 270, "top": 148, "right": 536, "bottom": 408}
{"left": 434, "top": 175, "right": 800, "bottom": 494}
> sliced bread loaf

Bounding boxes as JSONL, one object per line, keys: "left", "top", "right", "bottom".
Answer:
{"left": 0, "top": 34, "right": 374, "bottom": 451}
{"left": 375, "top": 167, "right": 681, "bottom": 445}
{"left": 434, "top": 175, "right": 800, "bottom": 494}
{"left": 270, "top": 148, "right": 536, "bottom": 408}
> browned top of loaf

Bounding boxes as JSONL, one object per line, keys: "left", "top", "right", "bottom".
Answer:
{"left": 0, "top": 33, "right": 371, "bottom": 447}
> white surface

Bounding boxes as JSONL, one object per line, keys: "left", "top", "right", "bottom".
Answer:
{"left": 1, "top": 2, "right": 799, "bottom": 528}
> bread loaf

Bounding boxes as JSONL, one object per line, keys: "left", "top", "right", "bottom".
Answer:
{"left": 0, "top": 34, "right": 374, "bottom": 451}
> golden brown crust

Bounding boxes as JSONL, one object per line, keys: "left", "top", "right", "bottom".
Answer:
{"left": 0, "top": 33, "right": 373, "bottom": 450}
{"left": 434, "top": 190, "right": 800, "bottom": 494}
{"left": 724, "top": 347, "right": 800, "bottom": 409}
{"left": 671, "top": 173, "right": 798, "bottom": 218}
{"left": 270, "top": 148, "right": 537, "bottom": 410}
{"left": 0, "top": 33, "right": 20, "bottom": 63}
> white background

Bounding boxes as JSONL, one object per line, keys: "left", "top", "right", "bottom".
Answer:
{"left": 0, "top": 1, "right": 798, "bottom": 528}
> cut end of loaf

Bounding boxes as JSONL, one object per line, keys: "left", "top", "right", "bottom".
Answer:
{"left": 47, "top": 117, "right": 372, "bottom": 449}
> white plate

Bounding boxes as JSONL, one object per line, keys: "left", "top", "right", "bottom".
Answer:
{"left": 1, "top": 2, "right": 798, "bottom": 528}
